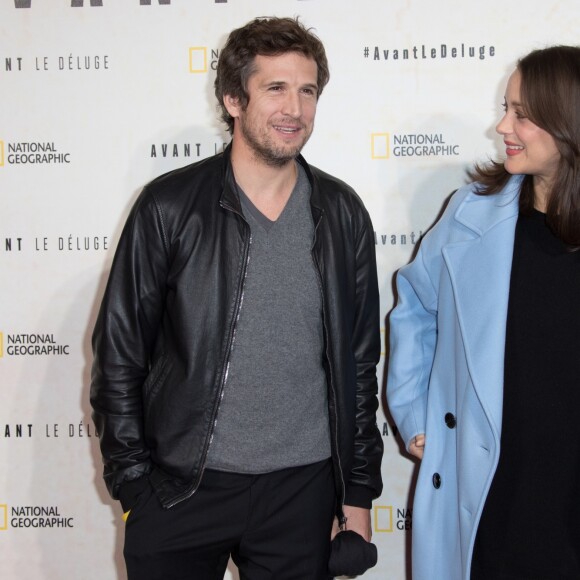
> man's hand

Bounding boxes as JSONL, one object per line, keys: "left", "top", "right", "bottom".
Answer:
{"left": 331, "top": 505, "right": 372, "bottom": 542}
{"left": 409, "top": 434, "right": 425, "bottom": 459}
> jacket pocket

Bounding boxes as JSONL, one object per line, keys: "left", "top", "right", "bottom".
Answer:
{"left": 122, "top": 478, "right": 154, "bottom": 524}
{"left": 119, "top": 475, "right": 151, "bottom": 513}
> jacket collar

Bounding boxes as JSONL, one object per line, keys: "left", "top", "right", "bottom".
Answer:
{"left": 453, "top": 175, "right": 522, "bottom": 236}
{"left": 218, "top": 143, "right": 242, "bottom": 214}
{"left": 297, "top": 154, "right": 324, "bottom": 221}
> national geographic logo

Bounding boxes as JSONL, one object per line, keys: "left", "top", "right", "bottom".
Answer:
{"left": 0, "top": 332, "right": 70, "bottom": 357}
{"left": 371, "top": 132, "right": 459, "bottom": 159}
{"left": 189, "top": 47, "right": 222, "bottom": 73}
{"left": 374, "top": 506, "right": 412, "bottom": 532}
{"left": 0, "top": 505, "right": 74, "bottom": 530}
{"left": 0, "top": 141, "right": 71, "bottom": 166}
{"left": 364, "top": 42, "right": 496, "bottom": 62}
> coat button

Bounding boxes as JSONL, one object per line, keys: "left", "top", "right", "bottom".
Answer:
{"left": 445, "top": 412, "right": 456, "bottom": 428}
{"left": 432, "top": 473, "right": 441, "bottom": 489}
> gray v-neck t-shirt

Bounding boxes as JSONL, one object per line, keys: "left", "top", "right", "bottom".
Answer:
{"left": 206, "top": 164, "right": 331, "bottom": 473}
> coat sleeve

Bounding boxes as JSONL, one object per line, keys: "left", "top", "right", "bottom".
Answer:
{"left": 344, "top": 210, "right": 384, "bottom": 508}
{"left": 387, "top": 244, "right": 439, "bottom": 452}
{"left": 90, "top": 188, "right": 169, "bottom": 500}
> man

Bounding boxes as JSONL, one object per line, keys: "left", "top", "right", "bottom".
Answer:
{"left": 91, "top": 16, "right": 382, "bottom": 580}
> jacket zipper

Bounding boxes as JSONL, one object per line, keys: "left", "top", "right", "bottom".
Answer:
{"left": 165, "top": 210, "right": 251, "bottom": 508}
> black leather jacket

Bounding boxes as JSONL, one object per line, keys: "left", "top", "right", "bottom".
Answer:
{"left": 91, "top": 145, "right": 383, "bottom": 513}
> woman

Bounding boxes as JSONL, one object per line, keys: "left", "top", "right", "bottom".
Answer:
{"left": 387, "top": 45, "right": 580, "bottom": 580}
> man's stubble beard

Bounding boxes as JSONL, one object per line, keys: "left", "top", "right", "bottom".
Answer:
{"left": 239, "top": 114, "right": 312, "bottom": 168}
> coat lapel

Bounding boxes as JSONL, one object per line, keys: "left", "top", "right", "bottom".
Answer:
{"left": 442, "top": 178, "right": 521, "bottom": 435}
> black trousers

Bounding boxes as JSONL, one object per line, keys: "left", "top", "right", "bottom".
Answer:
{"left": 124, "top": 459, "right": 335, "bottom": 580}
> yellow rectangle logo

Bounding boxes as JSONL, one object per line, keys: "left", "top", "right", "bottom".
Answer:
{"left": 374, "top": 505, "right": 393, "bottom": 532}
{"left": 371, "top": 133, "right": 390, "bottom": 159}
{"left": 380, "top": 328, "right": 386, "bottom": 358}
{"left": 0, "top": 332, "right": 3, "bottom": 358}
{"left": 189, "top": 47, "right": 207, "bottom": 73}
{"left": 0, "top": 141, "right": 5, "bottom": 166}
{"left": 0, "top": 505, "right": 7, "bottom": 530}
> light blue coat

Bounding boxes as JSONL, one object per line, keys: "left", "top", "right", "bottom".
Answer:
{"left": 387, "top": 176, "right": 523, "bottom": 580}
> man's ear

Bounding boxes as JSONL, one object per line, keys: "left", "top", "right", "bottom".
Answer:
{"left": 224, "top": 94, "right": 241, "bottom": 118}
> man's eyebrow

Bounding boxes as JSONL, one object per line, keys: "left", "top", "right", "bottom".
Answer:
{"left": 303, "top": 82, "right": 318, "bottom": 90}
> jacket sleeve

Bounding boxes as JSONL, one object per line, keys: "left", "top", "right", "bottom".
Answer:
{"left": 90, "top": 188, "right": 169, "bottom": 500}
{"left": 386, "top": 231, "right": 439, "bottom": 453}
{"left": 344, "top": 210, "right": 384, "bottom": 508}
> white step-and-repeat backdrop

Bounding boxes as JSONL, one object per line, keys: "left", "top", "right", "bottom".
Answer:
{"left": 1, "top": 1, "right": 578, "bottom": 578}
